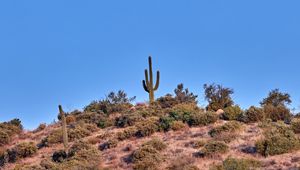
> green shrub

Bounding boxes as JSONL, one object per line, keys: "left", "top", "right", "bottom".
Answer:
{"left": 240, "top": 106, "right": 265, "bottom": 123}
{"left": 33, "top": 123, "right": 46, "bottom": 133}
{"left": 210, "top": 157, "right": 261, "bottom": 170}
{"left": 0, "top": 119, "right": 23, "bottom": 144}
{"left": 56, "top": 141, "right": 102, "bottom": 170}
{"left": 142, "top": 138, "right": 167, "bottom": 151}
{"left": 167, "top": 155, "right": 199, "bottom": 170}
{"left": 115, "top": 113, "right": 144, "bottom": 128}
{"left": 0, "top": 131, "right": 10, "bottom": 146}
{"left": 255, "top": 122, "right": 300, "bottom": 156}
{"left": 199, "top": 141, "right": 229, "bottom": 157}
{"left": 14, "top": 142, "right": 37, "bottom": 158}
{"left": 52, "top": 150, "right": 67, "bottom": 163}
{"left": 132, "top": 144, "right": 164, "bottom": 170}
{"left": 170, "top": 103, "right": 200, "bottom": 122}
{"left": 192, "top": 140, "right": 206, "bottom": 149}
{"left": 0, "top": 148, "right": 7, "bottom": 167}
{"left": 99, "top": 138, "right": 118, "bottom": 151}
{"left": 204, "top": 84, "right": 234, "bottom": 111}
{"left": 187, "top": 111, "right": 218, "bottom": 127}
{"left": 263, "top": 104, "right": 291, "bottom": 122}
{"left": 222, "top": 105, "right": 243, "bottom": 120}
{"left": 291, "top": 118, "right": 300, "bottom": 133}
{"left": 135, "top": 117, "right": 159, "bottom": 137}
{"left": 209, "top": 121, "right": 242, "bottom": 138}
{"left": 116, "top": 127, "right": 137, "bottom": 141}
{"left": 156, "top": 94, "right": 178, "bottom": 109}
{"left": 158, "top": 116, "right": 175, "bottom": 132}
{"left": 170, "top": 121, "right": 187, "bottom": 131}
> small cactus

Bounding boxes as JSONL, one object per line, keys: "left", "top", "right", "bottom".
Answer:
{"left": 58, "top": 105, "right": 68, "bottom": 151}
{"left": 142, "top": 56, "right": 160, "bottom": 103}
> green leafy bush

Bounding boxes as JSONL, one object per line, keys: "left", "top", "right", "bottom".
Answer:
{"left": 291, "top": 118, "right": 300, "bottom": 133}
{"left": 170, "top": 103, "right": 200, "bottom": 122}
{"left": 135, "top": 117, "right": 159, "bottom": 137}
{"left": 158, "top": 116, "right": 175, "bottom": 132}
{"left": 14, "top": 142, "right": 37, "bottom": 158}
{"left": 204, "top": 84, "right": 234, "bottom": 111}
{"left": 170, "top": 120, "right": 187, "bottom": 131}
{"left": 240, "top": 106, "right": 265, "bottom": 123}
{"left": 263, "top": 104, "right": 291, "bottom": 122}
{"left": 187, "top": 111, "right": 218, "bottom": 127}
{"left": 210, "top": 157, "right": 261, "bottom": 170}
{"left": 115, "top": 113, "right": 144, "bottom": 128}
{"left": 116, "top": 127, "right": 137, "bottom": 141}
{"left": 0, "top": 119, "right": 23, "bottom": 146}
{"left": 222, "top": 105, "right": 243, "bottom": 120}
{"left": 132, "top": 139, "right": 167, "bottom": 170}
{"left": 255, "top": 122, "right": 300, "bottom": 156}
{"left": 209, "top": 121, "right": 242, "bottom": 138}
{"left": 142, "top": 138, "right": 167, "bottom": 151}
{"left": 0, "top": 131, "right": 10, "bottom": 146}
{"left": 167, "top": 155, "right": 199, "bottom": 170}
{"left": 99, "top": 138, "right": 118, "bottom": 151}
{"left": 199, "top": 141, "right": 229, "bottom": 157}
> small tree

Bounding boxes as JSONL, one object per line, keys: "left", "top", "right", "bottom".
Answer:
{"left": 260, "top": 89, "right": 292, "bottom": 121}
{"left": 260, "top": 89, "right": 291, "bottom": 107}
{"left": 204, "top": 83, "right": 234, "bottom": 111}
{"left": 174, "top": 83, "right": 198, "bottom": 104}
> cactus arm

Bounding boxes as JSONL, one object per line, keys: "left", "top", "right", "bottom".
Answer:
{"left": 144, "top": 69, "right": 149, "bottom": 86}
{"left": 143, "top": 80, "right": 149, "bottom": 92}
{"left": 154, "top": 71, "right": 160, "bottom": 91}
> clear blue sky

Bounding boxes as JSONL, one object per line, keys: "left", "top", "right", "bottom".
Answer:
{"left": 0, "top": 1, "right": 299, "bottom": 129}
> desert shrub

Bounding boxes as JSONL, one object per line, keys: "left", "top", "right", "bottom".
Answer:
{"left": 260, "top": 89, "right": 292, "bottom": 122}
{"left": 52, "top": 141, "right": 102, "bottom": 170}
{"left": 135, "top": 117, "right": 159, "bottom": 137}
{"left": 52, "top": 150, "right": 67, "bottom": 163}
{"left": 167, "top": 155, "right": 199, "bottom": 170}
{"left": 199, "top": 141, "right": 229, "bottom": 157}
{"left": 240, "top": 106, "right": 265, "bottom": 123}
{"left": 255, "top": 122, "right": 300, "bottom": 156}
{"left": 142, "top": 138, "right": 167, "bottom": 151}
{"left": 14, "top": 142, "right": 37, "bottom": 158}
{"left": 84, "top": 90, "right": 135, "bottom": 114}
{"left": 158, "top": 116, "right": 175, "bottom": 132}
{"left": 263, "top": 104, "right": 291, "bottom": 122}
{"left": 132, "top": 143, "right": 165, "bottom": 170}
{"left": 209, "top": 121, "right": 242, "bottom": 138}
{"left": 0, "top": 119, "right": 23, "bottom": 144}
{"left": 116, "top": 127, "right": 137, "bottom": 141}
{"left": 0, "top": 131, "right": 10, "bottom": 146}
{"left": 291, "top": 118, "right": 300, "bottom": 133}
{"left": 213, "top": 133, "right": 239, "bottom": 143}
{"left": 7, "top": 149, "right": 17, "bottom": 163}
{"left": 33, "top": 123, "right": 46, "bottom": 133}
{"left": 210, "top": 157, "right": 261, "bottom": 170}
{"left": 222, "top": 105, "right": 243, "bottom": 120}
{"left": 99, "top": 138, "right": 118, "bottom": 151}
{"left": 75, "top": 112, "right": 114, "bottom": 128}
{"left": 156, "top": 94, "right": 178, "bottom": 109}
{"left": 170, "top": 103, "right": 200, "bottom": 122}
{"left": 174, "top": 84, "right": 198, "bottom": 104}
{"left": 115, "top": 113, "right": 144, "bottom": 128}
{"left": 187, "top": 111, "right": 218, "bottom": 127}
{"left": 0, "top": 148, "right": 7, "bottom": 167}
{"left": 204, "top": 84, "right": 234, "bottom": 111}
{"left": 66, "top": 115, "right": 76, "bottom": 124}
{"left": 68, "top": 126, "right": 92, "bottom": 141}
{"left": 192, "top": 140, "right": 206, "bottom": 149}
{"left": 170, "top": 120, "right": 187, "bottom": 131}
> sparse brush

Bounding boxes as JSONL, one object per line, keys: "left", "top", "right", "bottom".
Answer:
{"left": 222, "top": 105, "right": 243, "bottom": 120}
{"left": 199, "top": 141, "right": 229, "bottom": 157}
{"left": 209, "top": 121, "right": 242, "bottom": 138}
{"left": 210, "top": 157, "right": 261, "bottom": 170}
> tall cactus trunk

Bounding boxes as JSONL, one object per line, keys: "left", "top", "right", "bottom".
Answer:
{"left": 142, "top": 56, "right": 160, "bottom": 103}
{"left": 59, "top": 105, "right": 68, "bottom": 151}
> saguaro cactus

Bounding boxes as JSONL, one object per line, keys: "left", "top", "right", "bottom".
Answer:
{"left": 58, "top": 105, "right": 68, "bottom": 151}
{"left": 142, "top": 56, "right": 160, "bottom": 103}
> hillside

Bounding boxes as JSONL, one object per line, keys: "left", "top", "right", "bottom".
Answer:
{"left": 1, "top": 88, "right": 300, "bottom": 170}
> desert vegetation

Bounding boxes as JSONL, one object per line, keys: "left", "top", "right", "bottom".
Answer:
{"left": 1, "top": 57, "right": 300, "bottom": 170}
